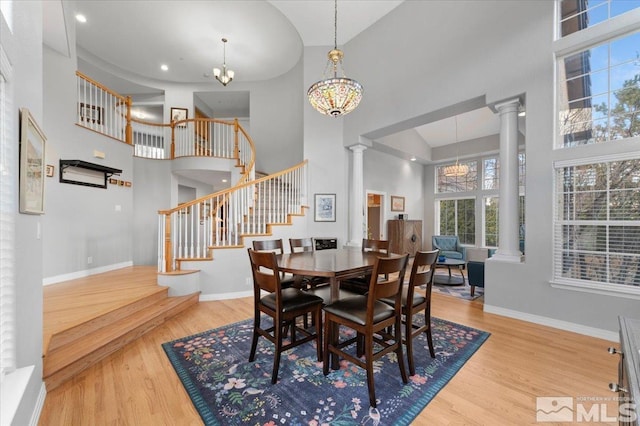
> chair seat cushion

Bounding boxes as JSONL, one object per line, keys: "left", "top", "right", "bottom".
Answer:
{"left": 261, "top": 287, "right": 323, "bottom": 313}
{"left": 323, "top": 296, "right": 394, "bottom": 326}
{"left": 440, "top": 250, "right": 463, "bottom": 260}
{"left": 303, "top": 286, "right": 360, "bottom": 305}
{"left": 380, "top": 286, "right": 426, "bottom": 308}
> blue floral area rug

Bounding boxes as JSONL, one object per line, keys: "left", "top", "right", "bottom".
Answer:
{"left": 162, "top": 315, "right": 489, "bottom": 426}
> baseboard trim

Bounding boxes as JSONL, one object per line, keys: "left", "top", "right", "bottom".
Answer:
{"left": 29, "top": 382, "right": 47, "bottom": 426}
{"left": 199, "top": 290, "right": 253, "bottom": 301}
{"left": 42, "top": 261, "right": 134, "bottom": 286}
{"left": 483, "top": 304, "right": 619, "bottom": 342}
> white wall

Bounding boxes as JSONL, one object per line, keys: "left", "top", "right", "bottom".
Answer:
{"left": 333, "top": 0, "right": 639, "bottom": 333}
{"left": 3, "top": 1, "right": 45, "bottom": 424}
{"left": 43, "top": 46, "right": 135, "bottom": 280}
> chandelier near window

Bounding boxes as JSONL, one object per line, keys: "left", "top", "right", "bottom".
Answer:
{"left": 443, "top": 116, "right": 469, "bottom": 177}
{"left": 307, "top": 0, "right": 363, "bottom": 117}
{"left": 213, "top": 38, "right": 234, "bottom": 86}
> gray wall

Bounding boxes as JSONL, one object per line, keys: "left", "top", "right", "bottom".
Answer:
{"left": 43, "top": 46, "right": 135, "bottom": 279}
{"left": 4, "top": 1, "right": 45, "bottom": 423}
{"left": 332, "top": 0, "right": 639, "bottom": 332}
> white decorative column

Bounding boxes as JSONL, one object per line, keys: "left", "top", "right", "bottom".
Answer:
{"left": 492, "top": 98, "right": 523, "bottom": 262}
{"left": 348, "top": 144, "right": 367, "bottom": 247}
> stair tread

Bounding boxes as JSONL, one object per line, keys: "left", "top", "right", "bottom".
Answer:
{"left": 44, "top": 293, "right": 198, "bottom": 376}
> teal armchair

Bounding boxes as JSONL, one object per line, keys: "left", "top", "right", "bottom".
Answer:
{"left": 431, "top": 235, "right": 465, "bottom": 260}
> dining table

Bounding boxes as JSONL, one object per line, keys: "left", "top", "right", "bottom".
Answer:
{"left": 277, "top": 247, "right": 386, "bottom": 303}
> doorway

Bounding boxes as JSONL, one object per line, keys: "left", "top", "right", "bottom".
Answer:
{"left": 366, "top": 191, "right": 386, "bottom": 240}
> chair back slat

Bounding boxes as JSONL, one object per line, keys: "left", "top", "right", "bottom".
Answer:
{"left": 362, "top": 238, "right": 389, "bottom": 254}
{"left": 247, "top": 249, "right": 280, "bottom": 294}
{"left": 253, "top": 239, "right": 286, "bottom": 254}
{"left": 369, "top": 254, "right": 408, "bottom": 301}
{"left": 289, "top": 238, "right": 314, "bottom": 253}
{"left": 410, "top": 249, "right": 439, "bottom": 289}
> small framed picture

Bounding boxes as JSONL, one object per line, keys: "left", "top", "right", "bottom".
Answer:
{"left": 19, "top": 108, "right": 46, "bottom": 214}
{"left": 125, "top": 181, "right": 132, "bottom": 187}
{"left": 118, "top": 180, "right": 125, "bottom": 186}
{"left": 46, "top": 165, "right": 55, "bottom": 177}
{"left": 79, "top": 103, "right": 103, "bottom": 125}
{"left": 391, "top": 195, "right": 405, "bottom": 212}
{"left": 314, "top": 193, "right": 336, "bottom": 222}
{"left": 170, "top": 107, "right": 188, "bottom": 127}
{"left": 109, "top": 178, "right": 118, "bottom": 184}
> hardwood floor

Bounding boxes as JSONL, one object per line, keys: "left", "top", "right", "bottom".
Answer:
{"left": 38, "top": 269, "right": 620, "bottom": 425}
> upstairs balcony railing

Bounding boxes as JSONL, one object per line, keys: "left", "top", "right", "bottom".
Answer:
{"left": 75, "top": 71, "right": 309, "bottom": 273}
{"left": 76, "top": 71, "right": 251, "bottom": 165}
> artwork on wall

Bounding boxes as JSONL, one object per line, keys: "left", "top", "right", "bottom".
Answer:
{"left": 79, "top": 103, "right": 103, "bottom": 125}
{"left": 46, "top": 165, "right": 54, "bottom": 177}
{"left": 170, "top": 107, "right": 188, "bottom": 127}
{"left": 391, "top": 195, "right": 405, "bottom": 212}
{"left": 314, "top": 193, "right": 336, "bottom": 222}
{"left": 19, "top": 108, "right": 46, "bottom": 214}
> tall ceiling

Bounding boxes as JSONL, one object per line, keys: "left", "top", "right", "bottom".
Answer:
{"left": 46, "top": 0, "right": 514, "bottom": 166}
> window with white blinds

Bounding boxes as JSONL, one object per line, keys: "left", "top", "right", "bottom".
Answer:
{"left": 553, "top": 155, "right": 640, "bottom": 292}
{"left": 0, "top": 44, "right": 16, "bottom": 378}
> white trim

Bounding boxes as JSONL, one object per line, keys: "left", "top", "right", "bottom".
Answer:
{"left": 199, "top": 290, "right": 253, "bottom": 301}
{"left": 554, "top": 148, "right": 640, "bottom": 168}
{"left": 0, "top": 365, "right": 36, "bottom": 426}
{"left": 553, "top": 7, "right": 640, "bottom": 56}
{"left": 483, "top": 304, "right": 619, "bottom": 342}
{"left": 29, "top": 382, "right": 46, "bottom": 426}
{"left": 42, "top": 261, "right": 134, "bottom": 286}
{"left": 550, "top": 279, "right": 640, "bottom": 300}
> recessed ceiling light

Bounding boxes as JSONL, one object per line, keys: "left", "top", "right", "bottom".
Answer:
{"left": 160, "top": 64, "right": 169, "bottom": 71}
{"left": 410, "top": 156, "right": 416, "bottom": 161}
{"left": 222, "top": 179, "right": 228, "bottom": 183}
{"left": 75, "top": 14, "right": 87, "bottom": 23}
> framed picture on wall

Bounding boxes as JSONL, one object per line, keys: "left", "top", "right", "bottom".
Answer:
{"left": 391, "top": 195, "right": 405, "bottom": 212}
{"left": 19, "top": 108, "right": 47, "bottom": 214}
{"left": 170, "top": 107, "right": 188, "bottom": 127}
{"left": 314, "top": 193, "right": 336, "bottom": 222}
{"left": 79, "top": 103, "right": 103, "bottom": 125}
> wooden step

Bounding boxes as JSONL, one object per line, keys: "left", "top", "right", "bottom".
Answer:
{"left": 43, "top": 292, "right": 199, "bottom": 391}
{"left": 45, "top": 286, "right": 169, "bottom": 353}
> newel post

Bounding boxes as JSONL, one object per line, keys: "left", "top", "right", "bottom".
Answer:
{"left": 125, "top": 96, "right": 133, "bottom": 145}
{"left": 233, "top": 118, "right": 240, "bottom": 165}
{"left": 164, "top": 214, "right": 173, "bottom": 272}
{"left": 170, "top": 122, "right": 176, "bottom": 159}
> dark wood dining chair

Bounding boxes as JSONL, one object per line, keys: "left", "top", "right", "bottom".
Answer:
{"left": 322, "top": 253, "right": 409, "bottom": 407}
{"left": 247, "top": 249, "right": 324, "bottom": 384}
{"left": 382, "top": 249, "right": 439, "bottom": 375}
{"left": 289, "top": 238, "right": 330, "bottom": 290}
{"left": 340, "top": 238, "right": 390, "bottom": 294}
{"left": 252, "top": 239, "right": 296, "bottom": 288}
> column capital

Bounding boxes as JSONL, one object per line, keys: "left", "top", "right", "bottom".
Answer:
{"left": 348, "top": 144, "right": 368, "bottom": 153}
{"left": 493, "top": 98, "right": 521, "bottom": 115}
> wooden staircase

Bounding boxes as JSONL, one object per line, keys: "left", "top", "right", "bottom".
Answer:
{"left": 43, "top": 266, "right": 199, "bottom": 390}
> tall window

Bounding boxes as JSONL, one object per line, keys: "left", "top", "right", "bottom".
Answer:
{"left": 557, "top": 30, "right": 640, "bottom": 147}
{"left": 481, "top": 154, "right": 526, "bottom": 248}
{"left": 436, "top": 160, "right": 478, "bottom": 193}
{"left": 554, "top": 0, "right": 640, "bottom": 295}
{"left": 438, "top": 198, "right": 475, "bottom": 245}
{"left": 559, "top": 0, "right": 640, "bottom": 37}
{"left": 554, "top": 156, "right": 640, "bottom": 288}
{"left": 0, "top": 45, "right": 16, "bottom": 377}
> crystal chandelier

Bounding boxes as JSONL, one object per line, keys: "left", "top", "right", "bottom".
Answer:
{"left": 307, "top": 0, "right": 363, "bottom": 117}
{"left": 443, "top": 116, "right": 469, "bottom": 177}
{"left": 213, "top": 38, "right": 234, "bottom": 86}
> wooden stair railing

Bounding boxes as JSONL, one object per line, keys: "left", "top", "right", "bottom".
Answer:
{"left": 158, "top": 160, "right": 308, "bottom": 273}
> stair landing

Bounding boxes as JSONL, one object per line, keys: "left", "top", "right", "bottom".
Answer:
{"left": 43, "top": 265, "right": 199, "bottom": 390}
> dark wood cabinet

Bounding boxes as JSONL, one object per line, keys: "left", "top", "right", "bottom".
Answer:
{"left": 387, "top": 220, "right": 422, "bottom": 256}
{"left": 614, "top": 316, "right": 639, "bottom": 426}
